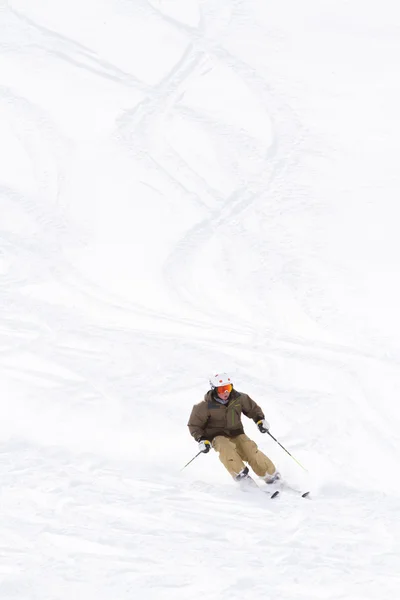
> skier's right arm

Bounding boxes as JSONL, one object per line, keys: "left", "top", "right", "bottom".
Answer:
{"left": 187, "top": 402, "right": 209, "bottom": 442}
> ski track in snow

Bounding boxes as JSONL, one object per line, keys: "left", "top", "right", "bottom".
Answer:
{"left": 1, "top": 0, "right": 400, "bottom": 598}
{"left": 1, "top": 445, "right": 400, "bottom": 599}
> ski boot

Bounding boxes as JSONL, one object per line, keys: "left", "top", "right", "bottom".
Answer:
{"left": 261, "top": 470, "right": 281, "bottom": 484}
{"left": 235, "top": 466, "right": 257, "bottom": 490}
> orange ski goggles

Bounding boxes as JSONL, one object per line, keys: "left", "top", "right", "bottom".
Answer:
{"left": 217, "top": 384, "right": 233, "bottom": 394}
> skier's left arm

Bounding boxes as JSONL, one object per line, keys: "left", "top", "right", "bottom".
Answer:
{"left": 241, "top": 394, "right": 270, "bottom": 433}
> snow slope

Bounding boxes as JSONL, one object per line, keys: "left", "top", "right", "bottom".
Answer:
{"left": 1, "top": 0, "right": 400, "bottom": 598}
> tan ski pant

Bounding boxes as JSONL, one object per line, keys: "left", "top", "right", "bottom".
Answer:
{"left": 212, "top": 434, "right": 276, "bottom": 479}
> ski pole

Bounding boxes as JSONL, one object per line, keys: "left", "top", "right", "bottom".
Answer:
{"left": 266, "top": 430, "right": 308, "bottom": 472}
{"left": 181, "top": 451, "right": 202, "bottom": 471}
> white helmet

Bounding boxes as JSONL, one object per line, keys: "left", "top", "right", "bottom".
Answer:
{"left": 209, "top": 372, "right": 233, "bottom": 389}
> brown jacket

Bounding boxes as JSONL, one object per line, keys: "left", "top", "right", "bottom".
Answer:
{"left": 188, "top": 389, "right": 265, "bottom": 442}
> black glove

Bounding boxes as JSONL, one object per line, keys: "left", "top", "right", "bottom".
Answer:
{"left": 198, "top": 440, "right": 211, "bottom": 453}
{"left": 257, "top": 419, "right": 270, "bottom": 433}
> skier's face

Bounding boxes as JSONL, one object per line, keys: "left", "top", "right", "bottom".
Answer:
{"left": 217, "top": 384, "right": 232, "bottom": 401}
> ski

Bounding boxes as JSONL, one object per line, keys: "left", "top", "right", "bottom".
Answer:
{"left": 240, "top": 479, "right": 280, "bottom": 499}
{"left": 278, "top": 481, "right": 311, "bottom": 498}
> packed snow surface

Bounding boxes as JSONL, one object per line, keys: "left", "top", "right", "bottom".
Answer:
{"left": 1, "top": 1, "right": 400, "bottom": 598}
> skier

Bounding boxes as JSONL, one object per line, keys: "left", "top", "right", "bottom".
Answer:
{"left": 187, "top": 373, "right": 280, "bottom": 485}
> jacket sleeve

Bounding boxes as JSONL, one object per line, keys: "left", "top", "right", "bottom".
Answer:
{"left": 188, "top": 402, "right": 209, "bottom": 441}
{"left": 241, "top": 394, "right": 265, "bottom": 423}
